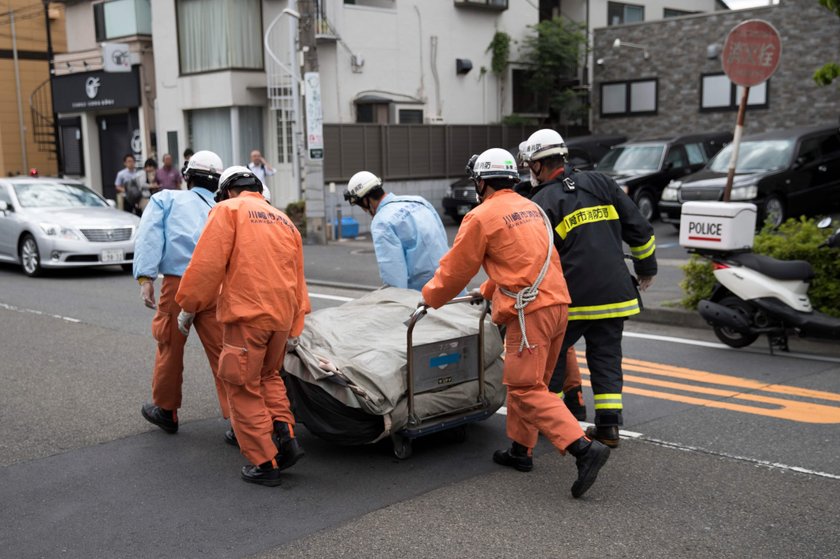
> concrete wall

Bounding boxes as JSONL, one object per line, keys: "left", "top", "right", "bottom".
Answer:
{"left": 591, "top": 0, "right": 840, "bottom": 139}
{"left": 317, "top": 0, "right": 538, "bottom": 124}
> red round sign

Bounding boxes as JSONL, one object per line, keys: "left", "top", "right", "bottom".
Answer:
{"left": 721, "top": 19, "right": 782, "bottom": 87}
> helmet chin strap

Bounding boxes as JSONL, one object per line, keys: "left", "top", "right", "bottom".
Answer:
{"left": 474, "top": 179, "right": 488, "bottom": 203}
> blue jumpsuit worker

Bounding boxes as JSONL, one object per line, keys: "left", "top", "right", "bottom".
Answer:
{"left": 343, "top": 171, "right": 449, "bottom": 291}
{"left": 133, "top": 150, "right": 230, "bottom": 434}
{"left": 523, "top": 129, "right": 657, "bottom": 448}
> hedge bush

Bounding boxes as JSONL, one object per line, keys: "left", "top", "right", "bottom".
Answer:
{"left": 680, "top": 217, "right": 840, "bottom": 318}
{"left": 285, "top": 200, "right": 306, "bottom": 237}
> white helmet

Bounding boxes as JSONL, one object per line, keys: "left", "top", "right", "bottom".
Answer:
{"left": 183, "top": 150, "right": 223, "bottom": 178}
{"left": 523, "top": 129, "right": 568, "bottom": 162}
{"left": 471, "top": 148, "right": 519, "bottom": 182}
{"left": 216, "top": 165, "right": 261, "bottom": 201}
{"left": 343, "top": 171, "right": 382, "bottom": 206}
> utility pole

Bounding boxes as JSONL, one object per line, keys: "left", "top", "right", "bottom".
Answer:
{"left": 43, "top": 0, "right": 62, "bottom": 176}
{"left": 298, "top": 0, "right": 327, "bottom": 244}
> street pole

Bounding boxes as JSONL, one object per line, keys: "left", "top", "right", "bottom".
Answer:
{"left": 723, "top": 86, "right": 749, "bottom": 203}
{"left": 299, "top": 0, "right": 327, "bottom": 245}
{"left": 43, "top": 0, "right": 62, "bottom": 176}
{"left": 10, "top": 8, "right": 29, "bottom": 173}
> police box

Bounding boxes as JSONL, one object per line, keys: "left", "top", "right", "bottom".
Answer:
{"left": 679, "top": 201, "right": 757, "bottom": 252}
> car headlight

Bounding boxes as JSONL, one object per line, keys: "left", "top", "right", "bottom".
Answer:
{"left": 730, "top": 185, "right": 759, "bottom": 201}
{"left": 39, "top": 222, "right": 83, "bottom": 240}
{"left": 661, "top": 182, "right": 680, "bottom": 201}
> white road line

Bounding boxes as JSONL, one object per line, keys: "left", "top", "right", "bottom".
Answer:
{"left": 624, "top": 331, "right": 840, "bottom": 364}
{"left": 495, "top": 406, "right": 836, "bottom": 479}
{"left": 0, "top": 302, "right": 81, "bottom": 323}
{"left": 309, "top": 293, "right": 354, "bottom": 302}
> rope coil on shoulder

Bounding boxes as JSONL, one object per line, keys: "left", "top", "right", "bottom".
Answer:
{"left": 500, "top": 206, "right": 554, "bottom": 354}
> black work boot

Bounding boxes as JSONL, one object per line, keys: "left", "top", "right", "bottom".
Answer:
{"left": 567, "top": 437, "right": 610, "bottom": 499}
{"left": 272, "top": 421, "right": 305, "bottom": 471}
{"left": 224, "top": 427, "right": 238, "bottom": 447}
{"left": 492, "top": 441, "right": 533, "bottom": 472}
{"left": 141, "top": 403, "right": 178, "bottom": 434}
{"left": 564, "top": 387, "right": 587, "bottom": 422}
{"left": 585, "top": 425, "right": 620, "bottom": 448}
{"left": 241, "top": 460, "right": 282, "bottom": 487}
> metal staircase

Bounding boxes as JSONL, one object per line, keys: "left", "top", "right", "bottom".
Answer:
{"left": 30, "top": 79, "right": 56, "bottom": 159}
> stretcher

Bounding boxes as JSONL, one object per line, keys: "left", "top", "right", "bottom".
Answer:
{"left": 282, "top": 288, "right": 506, "bottom": 458}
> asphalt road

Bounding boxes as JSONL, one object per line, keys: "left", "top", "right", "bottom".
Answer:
{"left": 1, "top": 260, "right": 839, "bottom": 558}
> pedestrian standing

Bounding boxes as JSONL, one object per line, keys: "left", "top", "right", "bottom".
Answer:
{"left": 343, "top": 171, "right": 450, "bottom": 291}
{"left": 155, "top": 153, "right": 183, "bottom": 191}
{"left": 421, "top": 148, "right": 610, "bottom": 499}
{"left": 247, "top": 149, "right": 276, "bottom": 185}
{"left": 115, "top": 153, "right": 143, "bottom": 215}
{"left": 175, "top": 165, "right": 310, "bottom": 486}
{"left": 523, "top": 128, "right": 657, "bottom": 446}
{"left": 133, "top": 150, "right": 231, "bottom": 436}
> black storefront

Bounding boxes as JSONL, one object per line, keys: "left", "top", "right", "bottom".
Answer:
{"left": 52, "top": 67, "right": 143, "bottom": 199}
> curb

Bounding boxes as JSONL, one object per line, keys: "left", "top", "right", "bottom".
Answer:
{"left": 630, "top": 306, "right": 709, "bottom": 330}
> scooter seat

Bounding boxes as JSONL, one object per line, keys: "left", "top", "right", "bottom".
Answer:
{"left": 729, "top": 253, "right": 814, "bottom": 281}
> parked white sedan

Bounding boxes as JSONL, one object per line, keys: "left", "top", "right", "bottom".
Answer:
{"left": 0, "top": 178, "right": 140, "bottom": 277}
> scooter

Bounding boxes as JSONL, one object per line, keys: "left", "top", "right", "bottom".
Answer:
{"left": 695, "top": 217, "right": 840, "bottom": 352}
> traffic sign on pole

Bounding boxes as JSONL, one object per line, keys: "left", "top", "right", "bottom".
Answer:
{"left": 720, "top": 20, "right": 782, "bottom": 202}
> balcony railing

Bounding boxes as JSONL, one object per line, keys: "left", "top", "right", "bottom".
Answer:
{"left": 454, "top": 0, "right": 508, "bottom": 11}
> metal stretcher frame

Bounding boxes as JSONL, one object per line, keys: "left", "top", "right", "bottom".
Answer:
{"left": 393, "top": 296, "right": 495, "bottom": 458}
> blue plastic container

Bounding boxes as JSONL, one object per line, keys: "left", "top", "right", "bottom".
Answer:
{"left": 333, "top": 216, "right": 359, "bottom": 239}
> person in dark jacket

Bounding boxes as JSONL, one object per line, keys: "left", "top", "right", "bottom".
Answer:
{"left": 522, "top": 128, "right": 657, "bottom": 447}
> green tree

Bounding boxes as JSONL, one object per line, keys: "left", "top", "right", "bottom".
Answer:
{"left": 486, "top": 31, "right": 511, "bottom": 120}
{"left": 518, "top": 17, "right": 588, "bottom": 125}
{"left": 814, "top": 0, "right": 840, "bottom": 86}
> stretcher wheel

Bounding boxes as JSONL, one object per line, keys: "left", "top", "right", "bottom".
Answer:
{"left": 392, "top": 435, "right": 413, "bottom": 460}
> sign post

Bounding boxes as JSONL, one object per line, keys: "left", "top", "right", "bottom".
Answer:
{"left": 720, "top": 20, "right": 782, "bottom": 202}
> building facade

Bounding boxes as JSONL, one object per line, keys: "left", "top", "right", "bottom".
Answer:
{"left": 0, "top": 1, "right": 66, "bottom": 177}
{"left": 590, "top": 0, "right": 840, "bottom": 139}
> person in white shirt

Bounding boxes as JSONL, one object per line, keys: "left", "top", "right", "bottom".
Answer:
{"left": 247, "top": 150, "right": 276, "bottom": 185}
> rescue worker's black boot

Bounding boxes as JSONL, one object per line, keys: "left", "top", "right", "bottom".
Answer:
{"left": 567, "top": 437, "right": 610, "bottom": 499}
{"left": 272, "top": 421, "right": 305, "bottom": 471}
{"left": 224, "top": 426, "right": 238, "bottom": 447}
{"left": 141, "top": 403, "right": 178, "bottom": 434}
{"left": 564, "top": 386, "right": 587, "bottom": 421}
{"left": 241, "top": 459, "right": 282, "bottom": 487}
{"left": 585, "top": 425, "right": 620, "bottom": 448}
{"left": 493, "top": 441, "right": 533, "bottom": 472}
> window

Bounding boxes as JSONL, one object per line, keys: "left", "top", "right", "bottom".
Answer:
{"left": 685, "top": 143, "right": 707, "bottom": 165}
{"left": 453, "top": 0, "right": 509, "bottom": 10}
{"left": 356, "top": 102, "right": 389, "bottom": 123}
{"left": 344, "top": 0, "right": 397, "bottom": 8}
{"left": 398, "top": 109, "right": 424, "bottom": 124}
{"left": 238, "top": 107, "right": 264, "bottom": 166}
{"left": 665, "top": 146, "right": 688, "bottom": 170}
{"left": 607, "top": 2, "right": 644, "bottom": 25}
{"left": 700, "top": 73, "right": 769, "bottom": 111}
{"left": 276, "top": 109, "right": 294, "bottom": 165}
{"left": 600, "top": 79, "right": 657, "bottom": 117}
{"left": 177, "top": 0, "right": 263, "bottom": 74}
{"left": 0, "top": 185, "right": 12, "bottom": 207}
{"left": 188, "top": 108, "right": 233, "bottom": 166}
{"left": 663, "top": 8, "right": 697, "bottom": 18}
{"left": 798, "top": 133, "right": 840, "bottom": 165}
{"left": 512, "top": 69, "right": 545, "bottom": 114}
{"left": 94, "top": 0, "right": 152, "bottom": 42}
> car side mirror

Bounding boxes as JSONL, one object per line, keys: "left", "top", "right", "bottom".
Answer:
{"left": 793, "top": 156, "right": 810, "bottom": 170}
{"left": 106, "top": 199, "right": 117, "bottom": 208}
{"left": 664, "top": 161, "right": 674, "bottom": 170}
{"left": 0, "top": 200, "right": 9, "bottom": 214}
{"left": 817, "top": 216, "right": 832, "bottom": 229}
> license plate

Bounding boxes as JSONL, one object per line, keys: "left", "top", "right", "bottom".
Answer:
{"left": 100, "top": 249, "right": 124, "bottom": 263}
{"left": 457, "top": 205, "right": 471, "bottom": 215}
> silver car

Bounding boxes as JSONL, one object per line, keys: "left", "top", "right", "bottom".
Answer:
{"left": 0, "top": 178, "right": 140, "bottom": 277}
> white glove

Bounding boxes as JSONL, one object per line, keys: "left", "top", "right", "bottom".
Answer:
{"left": 177, "top": 310, "right": 195, "bottom": 336}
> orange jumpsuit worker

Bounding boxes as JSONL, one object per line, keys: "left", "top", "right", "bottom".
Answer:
{"left": 175, "top": 165, "right": 310, "bottom": 487}
{"left": 421, "top": 148, "right": 610, "bottom": 499}
{"left": 134, "top": 150, "right": 230, "bottom": 434}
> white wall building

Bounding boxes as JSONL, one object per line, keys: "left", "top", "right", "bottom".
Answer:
{"left": 150, "top": 0, "right": 539, "bottom": 210}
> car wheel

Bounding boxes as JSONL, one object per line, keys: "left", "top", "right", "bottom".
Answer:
{"left": 762, "top": 195, "right": 785, "bottom": 228}
{"left": 633, "top": 189, "right": 657, "bottom": 222}
{"left": 19, "top": 234, "right": 43, "bottom": 277}
{"left": 121, "top": 263, "right": 134, "bottom": 273}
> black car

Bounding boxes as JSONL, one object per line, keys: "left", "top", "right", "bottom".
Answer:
{"left": 594, "top": 132, "right": 731, "bottom": 221}
{"left": 659, "top": 125, "right": 840, "bottom": 228}
{"left": 441, "top": 135, "right": 626, "bottom": 223}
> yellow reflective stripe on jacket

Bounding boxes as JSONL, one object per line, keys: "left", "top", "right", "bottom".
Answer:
{"left": 555, "top": 204, "right": 619, "bottom": 240}
{"left": 594, "top": 393, "right": 623, "bottom": 410}
{"left": 567, "top": 298, "right": 640, "bottom": 320}
{"left": 631, "top": 236, "right": 656, "bottom": 260}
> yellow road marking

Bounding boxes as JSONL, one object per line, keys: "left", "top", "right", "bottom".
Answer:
{"left": 578, "top": 357, "right": 840, "bottom": 424}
